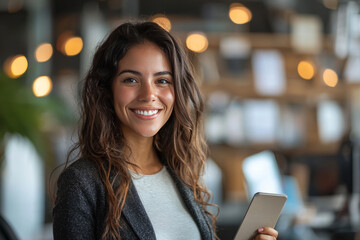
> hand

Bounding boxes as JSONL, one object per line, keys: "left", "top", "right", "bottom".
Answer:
{"left": 254, "top": 227, "right": 278, "bottom": 240}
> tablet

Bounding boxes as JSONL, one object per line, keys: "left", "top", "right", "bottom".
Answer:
{"left": 233, "top": 192, "right": 287, "bottom": 240}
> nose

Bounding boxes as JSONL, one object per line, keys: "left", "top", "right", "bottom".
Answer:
{"left": 138, "top": 81, "right": 156, "bottom": 102}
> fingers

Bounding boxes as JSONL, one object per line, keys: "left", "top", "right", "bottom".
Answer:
{"left": 254, "top": 227, "right": 278, "bottom": 240}
{"left": 259, "top": 227, "right": 278, "bottom": 238}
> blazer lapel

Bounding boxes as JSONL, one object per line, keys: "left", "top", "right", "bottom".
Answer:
{"left": 167, "top": 168, "right": 214, "bottom": 240}
{"left": 122, "top": 182, "right": 156, "bottom": 240}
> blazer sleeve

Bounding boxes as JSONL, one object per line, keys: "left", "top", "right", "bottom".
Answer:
{"left": 53, "top": 161, "right": 106, "bottom": 240}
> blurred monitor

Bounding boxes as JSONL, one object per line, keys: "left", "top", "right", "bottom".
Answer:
{"left": 242, "top": 151, "right": 305, "bottom": 216}
{"left": 242, "top": 151, "right": 284, "bottom": 197}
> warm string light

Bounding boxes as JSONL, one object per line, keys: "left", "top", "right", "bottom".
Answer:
{"left": 323, "top": 69, "right": 338, "bottom": 87}
{"left": 33, "top": 76, "right": 53, "bottom": 97}
{"left": 229, "top": 3, "right": 252, "bottom": 24}
{"left": 35, "top": 43, "right": 53, "bottom": 62}
{"left": 64, "top": 37, "right": 83, "bottom": 56}
{"left": 151, "top": 14, "right": 172, "bottom": 32}
{"left": 3, "top": 55, "right": 28, "bottom": 78}
{"left": 186, "top": 33, "right": 209, "bottom": 53}
{"left": 3, "top": 30, "right": 84, "bottom": 100}
{"left": 297, "top": 61, "right": 315, "bottom": 80}
{"left": 3, "top": 22, "right": 339, "bottom": 101}
{"left": 56, "top": 32, "right": 83, "bottom": 56}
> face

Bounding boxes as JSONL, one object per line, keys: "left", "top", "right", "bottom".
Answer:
{"left": 112, "top": 41, "right": 175, "bottom": 140}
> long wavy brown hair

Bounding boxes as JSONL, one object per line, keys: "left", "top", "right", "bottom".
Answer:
{"left": 61, "top": 21, "right": 217, "bottom": 239}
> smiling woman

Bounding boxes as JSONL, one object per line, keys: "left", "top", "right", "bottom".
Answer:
{"left": 112, "top": 42, "right": 175, "bottom": 140}
{"left": 52, "top": 21, "right": 279, "bottom": 240}
{"left": 52, "top": 21, "right": 216, "bottom": 240}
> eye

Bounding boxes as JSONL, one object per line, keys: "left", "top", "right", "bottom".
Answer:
{"left": 157, "top": 78, "right": 172, "bottom": 85}
{"left": 123, "top": 78, "right": 137, "bottom": 83}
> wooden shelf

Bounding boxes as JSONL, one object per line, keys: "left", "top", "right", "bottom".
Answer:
{"left": 185, "top": 32, "right": 356, "bottom": 157}
{"left": 200, "top": 79, "right": 349, "bottom": 102}
{"left": 175, "top": 32, "right": 334, "bottom": 51}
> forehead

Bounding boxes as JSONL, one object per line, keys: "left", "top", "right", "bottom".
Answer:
{"left": 117, "top": 42, "right": 172, "bottom": 72}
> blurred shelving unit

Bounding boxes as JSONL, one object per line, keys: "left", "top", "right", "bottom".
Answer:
{"left": 172, "top": 31, "right": 359, "bottom": 201}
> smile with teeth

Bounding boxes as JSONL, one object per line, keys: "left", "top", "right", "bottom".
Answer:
{"left": 133, "top": 109, "right": 159, "bottom": 116}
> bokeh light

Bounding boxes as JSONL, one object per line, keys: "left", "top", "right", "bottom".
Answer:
{"left": 64, "top": 37, "right": 83, "bottom": 56}
{"left": 35, "top": 43, "right": 53, "bottom": 62}
{"left": 229, "top": 3, "right": 252, "bottom": 24}
{"left": 323, "top": 69, "right": 338, "bottom": 87}
{"left": 297, "top": 61, "right": 315, "bottom": 80}
{"left": 3, "top": 55, "right": 28, "bottom": 78}
{"left": 151, "top": 14, "right": 172, "bottom": 32}
{"left": 186, "top": 33, "right": 209, "bottom": 53}
{"left": 56, "top": 32, "right": 83, "bottom": 56}
{"left": 32, "top": 76, "right": 53, "bottom": 97}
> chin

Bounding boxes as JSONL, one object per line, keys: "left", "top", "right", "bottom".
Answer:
{"left": 136, "top": 129, "right": 160, "bottom": 138}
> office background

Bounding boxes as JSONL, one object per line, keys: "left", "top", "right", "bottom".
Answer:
{"left": 0, "top": 0, "right": 360, "bottom": 239}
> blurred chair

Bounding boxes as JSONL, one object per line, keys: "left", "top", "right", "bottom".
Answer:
{"left": 0, "top": 215, "right": 18, "bottom": 240}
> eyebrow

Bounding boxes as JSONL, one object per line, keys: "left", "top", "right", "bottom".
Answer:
{"left": 118, "top": 70, "right": 173, "bottom": 77}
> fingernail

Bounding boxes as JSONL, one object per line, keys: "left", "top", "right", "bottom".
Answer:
{"left": 258, "top": 228, "right": 264, "bottom": 232}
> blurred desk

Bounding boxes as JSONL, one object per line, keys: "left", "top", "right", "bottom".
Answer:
{"left": 302, "top": 194, "right": 360, "bottom": 240}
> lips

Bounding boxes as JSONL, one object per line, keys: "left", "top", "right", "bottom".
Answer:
{"left": 133, "top": 109, "right": 159, "bottom": 116}
{"left": 130, "top": 108, "right": 162, "bottom": 120}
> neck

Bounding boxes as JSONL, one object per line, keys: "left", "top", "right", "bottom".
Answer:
{"left": 124, "top": 134, "right": 163, "bottom": 175}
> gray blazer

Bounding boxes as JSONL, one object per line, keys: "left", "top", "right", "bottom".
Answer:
{"left": 53, "top": 159, "right": 215, "bottom": 240}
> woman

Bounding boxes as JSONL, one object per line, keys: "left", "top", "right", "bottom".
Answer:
{"left": 53, "top": 21, "right": 279, "bottom": 240}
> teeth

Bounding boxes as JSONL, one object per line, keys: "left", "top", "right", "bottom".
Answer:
{"left": 134, "top": 110, "right": 159, "bottom": 116}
